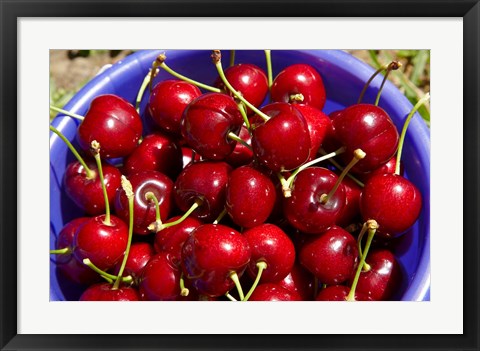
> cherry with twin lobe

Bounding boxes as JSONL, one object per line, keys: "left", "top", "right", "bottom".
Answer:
{"left": 148, "top": 79, "right": 202, "bottom": 137}
{"left": 271, "top": 63, "right": 327, "bottom": 111}
{"left": 180, "top": 92, "right": 244, "bottom": 161}
{"left": 77, "top": 94, "right": 143, "bottom": 159}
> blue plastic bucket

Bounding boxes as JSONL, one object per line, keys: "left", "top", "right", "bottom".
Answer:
{"left": 50, "top": 50, "right": 430, "bottom": 301}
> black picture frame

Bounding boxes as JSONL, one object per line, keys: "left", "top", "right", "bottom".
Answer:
{"left": 1, "top": 1, "right": 479, "bottom": 350}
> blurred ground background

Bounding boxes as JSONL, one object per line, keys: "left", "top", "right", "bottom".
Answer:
{"left": 50, "top": 49, "right": 430, "bottom": 125}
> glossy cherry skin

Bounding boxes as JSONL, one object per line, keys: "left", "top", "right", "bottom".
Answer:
{"left": 225, "top": 125, "right": 254, "bottom": 168}
{"left": 181, "top": 92, "right": 244, "bottom": 160}
{"left": 114, "top": 170, "right": 174, "bottom": 235}
{"left": 243, "top": 224, "right": 295, "bottom": 283}
{"left": 174, "top": 161, "right": 232, "bottom": 222}
{"left": 271, "top": 64, "right": 326, "bottom": 110}
{"left": 335, "top": 176, "right": 362, "bottom": 228}
{"left": 331, "top": 104, "right": 399, "bottom": 172}
{"left": 73, "top": 214, "right": 128, "bottom": 271}
{"left": 181, "top": 224, "right": 251, "bottom": 297}
{"left": 315, "top": 285, "right": 372, "bottom": 301}
{"left": 64, "top": 159, "right": 121, "bottom": 216}
{"left": 283, "top": 167, "right": 346, "bottom": 234}
{"left": 112, "top": 242, "right": 154, "bottom": 282}
{"left": 181, "top": 147, "right": 201, "bottom": 169}
{"left": 248, "top": 283, "right": 302, "bottom": 301}
{"left": 278, "top": 263, "right": 315, "bottom": 301}
{"left": 154, "top": 215, "right": 204, "bottom": 266}
{"left": 138, "top": 252, "right": 183, "bottom": 301}
{"left": 79, "top": 282, "right": 140, "bottom": 301}
{"left": 360, "top": 173, "right": 422, "bottom": 237}
{"left": 293, "top": 104, "right": 332, "bottom": 161}
{"left": 359, "top": 156, "right": 404, "bottom": 182}
{"left": 225, "top": 165, "right": 276, "bottom": 228}
{"left": 123, "top": 133, "right": 183, "bottom": 181}
{"left": 350, "top": 249, "right": 403, "bottom": 301}
{"left": 148, "top": 79, "right": 202, "bottom": 136}
{"left": 299, "top": 226, "right": 358, "bottom": 285}
{"left": 252, "top": 102, "right": 311, "bottom": 172}
{"left": 77, "top": 94, "right": 143, "bottom": 159}
{"left": 54, "top": 217, "right": 90, "bottom": 264}
{"left": 214, "top": 63, "right": 269, "bottom": 115}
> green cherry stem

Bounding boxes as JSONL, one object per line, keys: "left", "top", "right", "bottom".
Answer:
{"left": 243, "top": 261, "right": 267, "bottom": 301}
{"left": 49, "top": 105, "right": 85, "bottom": 121}
{"left": 155, "top": 53, "right": 221, "bottom": 93}
{"left": 229, "top": 271, "right": 245, "bottom": 301}
{"left": 320, "top": 149, "right": 366, "bottom": 205}
{"left": 319, "top": 148, "right": 365, "bottom": 188}
{"left": 264, "top": 50, "right": 273, "bottom": 88}
{"left": 112, "top": 176, "right": 135, "bottom": 290}
{"left": 225, "top": 292, "right": 237, "bottom": 301}
{"left": 50, "top": 247, "right": 71, "bottom": 255}
{"left": 346, "top": 220, "right": 378, "bottom": 301}
{"left": 395, "top": 92, "right": 431, "bottom": 175}
{"left": 212, "top": 50, "right": 270, "bottom": 122}
{"left": 90, "top": 141, "right": 111, "bottom": 225}
{"left": 237, "top": 102, "right": 251, "bottom": 130}
{"left": 49, "top": 125, "right": 94, "bottom": 179}
{"left": 228, "top": 132, "right": 253, "bottom": 151}
{"left": 156, "top": 198, "right": 203, "bottom": 232}
{"left": 374, "top": 61, "right": 402, "bottom": 106}
{"left": 83, "top": 258, "right": 133, "bottom": 285}
{"left": 356, "top": 223, "right": 371, "bottom": 271}
{"left": 180, "top": 273, "right": 189, "bottom": 297}
{"left": 229, "top": 50, "right": 236, "bottom": 67}
{"left": 136, "top": 68, "right": 157, "bottom": 114}
{"left": 145, "top": 191, "right": 163, "bottom": 233}
{"left": 213, "top": 207, "right": 227, "bottom": 224}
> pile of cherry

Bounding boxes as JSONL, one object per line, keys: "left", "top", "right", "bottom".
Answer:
{"left": 50, "top": 50, "right": 428, "bottom": 301}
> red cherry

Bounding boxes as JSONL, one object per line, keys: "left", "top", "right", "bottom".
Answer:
{"left": 271, "top": 64, "right": 326, "bottom": 110}
{"left": 77, "top": 94, "right": 143, "bottom": 158}
{"left": 315, "top": 285, "right": 372, "bottom": 301}
{"left": 335, "top": 176, "right": 362, "bottom": 228}
{"left": 79, "top": 282, "right": 140, "bottom": 301}
{"left": 148, "top": 80, "right": 202, "bottom": 136}
{"left": 248, "top": 283, "right": 302, "bottom": 301}
{"left": 224, "top": 125, "right": 254, "bottom": 168}
{"left": 283, "top": 167, "right": 345, "bottom": 234}
{"left": 225, "top": 165, "right": 276, "bottom": 228}
{"left": 181, "top": 224, "right": 251, "bottom": 297}
{"left": 123, "top": 133, "right": 183, "bottom": 180}
{"left": 64, "top": 159, "right": 121, "bottom": 216}
{"left": 73, "top": 215, "right": 128, "bottom": 271}
{"left": 359, "top": 156, "right": 404, "bottom": 182}
{"left": 138, "top": 253, "right": 183, "bottom": 301}
{"left": 331, "top": 104, "right": 399, "bottom": 172}
{"left": 181, "top": 92, "right": 244, "bottom": 160}
{"left": 360, "top": 173, "right": 422, "bottom": 237}
{"left": 243, "top": 223, "right": 295, "bottom": 283}
{"left": 114, "top": 170, "right": 174, "bottom": 235}
{"left": 112, "top": 242, "right": 154, "bottom": 281}
{"left": 278, "top": 263, "right": 315, "bottom": 301}
{"left": 174, "top": 161, "right": 232, "bottom": 222}
{"left": 214, "top": 63, "right": 268, "bottom": 115}
{"left": 252, "top": 102, "right": 311, "bottom": 172}
{"left": 299, "top": 226, "right": 358, "bottom": 285}
{"left": 181, "top": 146, "right": 201, "bottom": 169}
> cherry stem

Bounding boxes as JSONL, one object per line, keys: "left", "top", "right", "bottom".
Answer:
{"left": 82, "top": 258, "right": 133, "bottom": 285}
{"left": 213, "top": 207, "right": 227, "bottom": 224}
{"left": 229, "top": 50, "right": 235, "bottom": 67}
{"left": 112, "top": 176, "right": 135, "bottom": 290}
{"left": 145, "top": 192, "right": 163, "bottom": 233}
{"left": 49, "top": 247, "right": 71, "bottom": 255}
{"left": 264, "top": 50, "right": 273, "bottom": 88}
{"left": 320, "top": 149, "right": 366, "bottom": 205}
{"left": 356, "top": 222, "right": 372, "bottom": 271}
{"left": 179, "top": 273, "right": 189, "bottom": 297}
{"left": 91, "top": 141, "right": 111, "bottom": 225}
{"left": 395, "top": 93, "right": 431, "bottom": 175}
{"left": 243, "top": 261, "right": 267, "bottom": 301}
{"left": 136, "top": 68, "right": 157, "bottom": 114}
{"left": 319, "top": 148, "right": 365, "bottom": 188}
{"left": 212, "top": 50, "right": 270, "bottom": 122}
{"left": 49, "top": 125, "right": 94, "bottom": 179}
{"left": 357, "top": 61, "right": 401, "bottom": 104}
{"left": 229, "top": 271, "right": 245, "bottom": 301}
{"left": 237, "top": 102, "right": 251, "bottom": 130}
{"left": 346, "top": 220, "right": 378, "bottom": 301}
{"left": 49, "top": 105, "right": 85, "bottom": 121}
{"left": 159, "top": 198, "right": 203, "bottom": 231}
{"left": 228, "top": 132, "right": 252, "bottom": 151}
{"left": 284, "top": 146, "right": 347, "bottom": 195}
{"left": 155, "top": 53, "right": 221, "bottom": 93}
{"left": 374, "top": 61, "right": 402, "bottom": 106}
{"left": 225, "top": 292, "right": 237, "bottom": 301}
